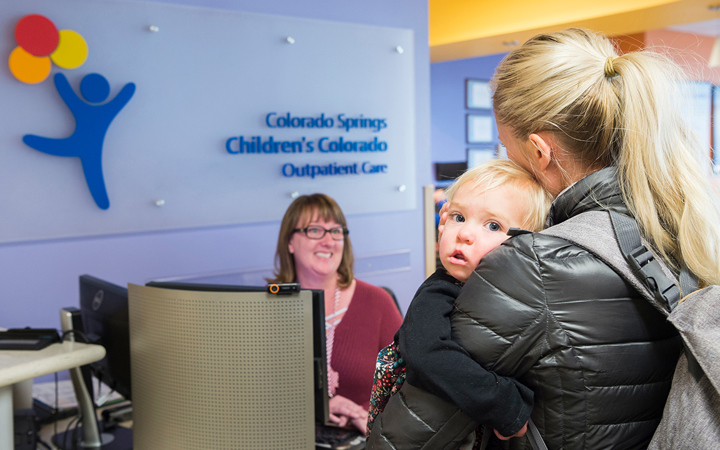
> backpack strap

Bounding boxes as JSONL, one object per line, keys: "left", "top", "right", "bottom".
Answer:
{"left": 526, "top": 419, "right": 548, "bottom": 450}
{"left": 541, "top": 210, "right": 697, "bottom": 315}
{"left": 607, "top": 211, "right": 697, "bottom": 311}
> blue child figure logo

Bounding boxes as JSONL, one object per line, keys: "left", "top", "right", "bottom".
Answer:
{"left": 23, "top": 72, "right": 135, "bottom": 209}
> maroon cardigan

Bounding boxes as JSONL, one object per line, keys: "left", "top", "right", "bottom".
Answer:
{"left": 331, "top": 279, "right": 402, "bottom": 409}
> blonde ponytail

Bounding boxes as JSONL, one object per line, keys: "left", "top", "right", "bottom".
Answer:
{"left": 492, "top": 28, "right": 720, "bottom": 286}
{"left": 614, "top": 52, "right": 720, "bottom": 286}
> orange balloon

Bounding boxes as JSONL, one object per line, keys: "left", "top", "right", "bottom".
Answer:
{"left": 8, "top": 46, "right": 51, "bottom": 84}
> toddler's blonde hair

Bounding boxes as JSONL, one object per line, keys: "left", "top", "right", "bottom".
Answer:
{"left": 445, "top": 159, "right": 552, "bottom": 232}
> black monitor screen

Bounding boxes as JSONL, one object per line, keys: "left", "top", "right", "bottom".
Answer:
{"left": 145, "top": 281, "right": 330, "bottom": 425}
{"left": 79, "top": 274, "right": 132, "bottom": 401}
{"left": 434, "top": 161, "right": 467, "bottom": 182}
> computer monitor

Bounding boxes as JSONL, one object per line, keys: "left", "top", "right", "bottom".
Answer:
{"left": 53, "top": 275, "right": 133, "bottom": 450}
{"left": 78, "top": 275, "right": 132, "bottom": 401}
{"left": 434, "top": 161, "right": 467, "bottom": 182}
{"left": 143, "top": 281, "right": 331, "bottom": 424}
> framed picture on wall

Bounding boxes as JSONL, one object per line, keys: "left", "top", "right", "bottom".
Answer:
{"left": 466, "top": 79, "right": 491, "bottom": 109}
{"left": 466, "top": 114, "right": 493, "bottom": 143}
{"left": 467, "top": 147, "right": 496, "bottom": 168}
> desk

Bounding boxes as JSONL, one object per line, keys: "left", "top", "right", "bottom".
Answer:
{"left": 0, "top": 342, "right": 105, "bottom": 450}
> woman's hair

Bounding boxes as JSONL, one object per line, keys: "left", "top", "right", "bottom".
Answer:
{"left": 491, "top": 28, "right": 720, "bottom": 287}
{"left": 445, "top": 159, "right": 552, "bottom": 232}
{"left": 268, "top": 193, "right": 354, "bottom": 288}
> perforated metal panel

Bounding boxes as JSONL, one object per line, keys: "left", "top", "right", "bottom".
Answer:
{"left": 128, "top": 284, "right": 315, "bottom": 449}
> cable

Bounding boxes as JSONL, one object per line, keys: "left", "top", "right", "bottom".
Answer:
{"left": 72, "top": 414, "right": 83, "bottom": 449}
{"left": 61, "top": 329, "right": 89, "bottom": 343}
{"left": 53, "top": 372, "right": 59, "bottom": 441}
{"left": 64, "top": 415, "right": 79, "bottom": 449}
{"left": 63, "top": 414, "right": 80, "bottom": 450}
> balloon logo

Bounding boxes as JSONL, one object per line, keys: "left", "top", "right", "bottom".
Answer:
{"left": 9, "top": 14, "right": 88, "bottom": 84}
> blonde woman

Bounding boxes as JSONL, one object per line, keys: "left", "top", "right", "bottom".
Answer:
{"left": 369, "top": 28, "right": 720, "bottom": 449}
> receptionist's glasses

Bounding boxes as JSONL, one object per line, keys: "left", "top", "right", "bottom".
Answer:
{"left": 294, "top": 226, "right": 349, "bottom": 241}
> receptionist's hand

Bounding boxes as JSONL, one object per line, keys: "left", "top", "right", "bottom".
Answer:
{"left": 329, "top": 395, "right": 368, "bottom": 434}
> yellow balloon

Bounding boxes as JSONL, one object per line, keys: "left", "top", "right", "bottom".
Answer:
{"left": 51, "top": 29, "right": 88, "bottom": 69}
{"left": 8, "top": 46, "right": 51, "bottom": 84}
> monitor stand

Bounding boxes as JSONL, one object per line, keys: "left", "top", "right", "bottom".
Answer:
{"left": 52, "top": 423, "right": 132, "bottom": 450}
{"left": 55, "top": 309, "right": 133, "bottom": 449}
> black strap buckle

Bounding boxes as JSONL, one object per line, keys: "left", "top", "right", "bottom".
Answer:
{"left": 627, "top": 245, "right": 680, "bottom": 311}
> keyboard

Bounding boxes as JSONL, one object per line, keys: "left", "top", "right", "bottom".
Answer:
{"left": 0, "top": 328, "right": 60, "bottom": 350}
{"left": 315, "top": 424, "right": 365, "bottom": 450}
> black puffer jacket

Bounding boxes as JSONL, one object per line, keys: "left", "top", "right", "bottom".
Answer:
{"left": 367, "top": 269, "right": 531, "bottom": 450}
{"left": 370, "top": 168, "right": 681, "bottom": 450}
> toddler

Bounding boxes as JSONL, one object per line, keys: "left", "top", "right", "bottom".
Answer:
{"left": 366, "top": 159, "right": 551, "bottom": 445}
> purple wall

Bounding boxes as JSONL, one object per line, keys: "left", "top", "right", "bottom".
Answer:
{"left": 1, "top": 0, "right": 430, "bottom": 336}
{"left": 430, "top": 53, "right": 507, "bottom": 165}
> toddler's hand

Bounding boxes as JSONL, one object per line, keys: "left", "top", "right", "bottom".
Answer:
{"left": 437, "top": 202, "right": 449, "bottom": 242}
{"left": 494, "top": 422, "right": 528, "bottom": 440}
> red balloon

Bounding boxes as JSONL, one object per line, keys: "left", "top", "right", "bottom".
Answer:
{"left": 15, "top": 14, "right": 59, "bottom": 57}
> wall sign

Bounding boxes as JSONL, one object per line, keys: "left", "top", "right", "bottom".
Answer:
{"left": 0, "top": 0, "right": 416, "bottom": 243}
{"left": 226, "top": 112, "right": 390, "bottom": 178}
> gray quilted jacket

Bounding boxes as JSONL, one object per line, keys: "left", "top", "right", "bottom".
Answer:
{"left": 368, "top": 167, "right": 681, "bottom": 449}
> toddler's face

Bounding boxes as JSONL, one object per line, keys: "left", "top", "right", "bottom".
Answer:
{"left": 439, "top": 182, "right": 529, "bottom": 282}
